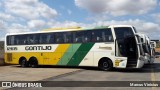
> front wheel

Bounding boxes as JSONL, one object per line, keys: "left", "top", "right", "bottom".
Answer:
{"left": 99, "top": 59, "right": 113, "bottom": 71}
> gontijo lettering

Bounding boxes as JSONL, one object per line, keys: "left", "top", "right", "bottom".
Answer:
{"left": 25, "top": 46, "right": 52, "bottom": 51}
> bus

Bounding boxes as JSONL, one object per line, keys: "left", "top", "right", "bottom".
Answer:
{"left": 138, "top": 34, "right": 155, "bottom": 64}
{"left": 150, "top": 41, "right": 156, "bottom": 63}
{"left": 5, "top": 25, "right": 145, "bottom": 70}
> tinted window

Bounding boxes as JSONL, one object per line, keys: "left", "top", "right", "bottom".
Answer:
{"left": 55, "top": 32, "right": 64, "bottom": 43}
{"left": 63, "top": 32, "right": 72, "bottom": 43}
{"left": 15, "top": 35, "right": 28, "bottom": 45}
{"left": 114, "top": 27, "right": 134, "bottom": 39}
{"left": 27, "top": 34, "right": 39, "bottom": 44}
{"left": 7, "top": 36, "right": 15, "bottom": 45}
{"left": 92, "top": 29, "right": 113, "bottom": 42}
{"left": 83, "top": 30, "right": 92, "bottom": 43}
{"left": 7, "top": 28, "right": 114, "bottom": 45}
{"left": 39, "top": 33, "right": 54, "bottom": 44}
{"left": 73, "top": 31, "right": 84, "bottom": 43}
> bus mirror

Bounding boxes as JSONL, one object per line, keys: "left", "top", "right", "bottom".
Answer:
{"left": 135, "top": 33, "right": 145, "bottom": 44}
{"left": 134, "top": 33, "right": 138, "bottom": 37}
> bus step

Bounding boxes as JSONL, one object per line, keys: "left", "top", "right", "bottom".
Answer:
{"left": 127, "top": 64, "right": 137, "bottom": 68}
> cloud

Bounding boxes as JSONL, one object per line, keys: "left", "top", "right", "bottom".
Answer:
{"left": 4, "top": 0, "right": 57, "bottom": 20}
{"left": 0, "top": 0, "right": 58, "bottom": 40}
{"left": 47, "top": 21, "right": 81, "bottom": 28}
{"left": 6, "top": 23, "right": 29, "bottom": 33}
{"left": 27, "top": 19, "right": 46, "bottom": 29}
{"left": 86, "top": 14, "right": 111, "bottom": 21}
{"left": 0, "top": 13, "right": 15, "bottom": 21}
{"left": 152, "top": 13, "right": 160, "bottom": 22}
{"left": 0, "top": 20, "right": 7, "bottom": 30}
{"left": 75, "top": 0, "right": 158, "bottom": 16}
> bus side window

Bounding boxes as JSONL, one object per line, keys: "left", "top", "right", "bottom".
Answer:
{"left": 84, "top": 31, "right": 91, "bottom": 43}
{"left": 92, "top": 30, "right": 103, "bottom": 42}
{"left": 102, "top": 29, "right": 113, "bottom": 42}
{"left": 40, "top": 33, "right": 53, "bottom": 44}
{"left": 64, "top": 32, "right": 72, "bottom": 43}
{"left": 73, "top": 31, "right": 84, "bottom": 43}
{"left": 91, "top": 29, "right": 113, "bottom": 42}
{"left": 55, "top": 32, "right": 64, "bottom": 44}
{"left": 91, "top": 31, "right": 96, "bottom": 42}
{"left": 28, "top": 34, "right": 39, "bottom": 44}
{"left": 49, "top": 34, "right": 55, "bottom": 44}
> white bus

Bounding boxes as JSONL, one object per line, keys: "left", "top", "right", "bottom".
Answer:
{"left": 5, "top": 25, "right": 145, "bottom": 70}
{"left": 138, "top": 34, "right": 156, "bottom": 64}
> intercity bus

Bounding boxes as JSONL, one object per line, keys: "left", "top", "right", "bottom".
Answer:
{"left": 150, "top": 41, "right": 156, "bottom": 62}
{"left": 138, "top": 34, "right": 155, "bottom": 64}
{"left": 5, "top": 25, "right": 145, "bottom": 70}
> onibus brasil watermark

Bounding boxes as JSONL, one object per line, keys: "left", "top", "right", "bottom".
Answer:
{"left": 1, "top": 81, "right": 160, "bottom": 87}
{"left": 1, "top": 82, "right": 42, "bottom": 88}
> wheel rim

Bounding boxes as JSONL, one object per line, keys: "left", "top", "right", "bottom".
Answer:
{"left": 103, "top": 62, "right": 109, "bottom": 68}
{"left": 21, "top": 59, "right": 26, "bottom": 67}
{"left": 31, "top": 60, "right": 37, "bottom": 67}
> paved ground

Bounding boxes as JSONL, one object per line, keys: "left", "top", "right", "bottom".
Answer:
{"left": 1, "top": 58, "right": 159, "bottom": 90}
{"left": 0, "top": 65, "right": 81, "bottom": 90}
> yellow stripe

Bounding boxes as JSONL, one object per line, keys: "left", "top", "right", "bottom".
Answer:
{"left": 51, "top": 44, "right": 70, "bottom": 64}
{"left": 42, "top": 27, "right": 81, "bottom": 31}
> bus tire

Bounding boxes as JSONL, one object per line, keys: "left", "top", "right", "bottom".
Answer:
{"left": 98, "top": 58, "right": 113, "bottom": 71}
{"left": 29, "top": 57, "right": 38, "bottom": 68}
{"left": 21, "top": 58, "right": 28, "bottom": 68}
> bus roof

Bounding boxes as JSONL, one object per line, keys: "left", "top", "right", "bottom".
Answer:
{"left": 6, "top": 25, "right": 133, "bottom": 36}
{"left": 42, "top": 26, "right": 82, "bottom": 31}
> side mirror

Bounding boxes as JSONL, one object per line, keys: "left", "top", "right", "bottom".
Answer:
{"left": 135, "top": 33, "right": 145, "bottom": 44}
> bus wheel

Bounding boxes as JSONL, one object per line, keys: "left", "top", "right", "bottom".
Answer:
{"left": 21, "top": 58, "right": 28, "bottom": 68}
{"left": 29, "top": 57, "right": 38, "bottom": 68}
{"left": 98, "top": 58, "right": 113, "bottom": 71}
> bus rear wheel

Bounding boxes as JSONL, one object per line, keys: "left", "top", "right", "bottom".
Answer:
{"left": 98, "top": 58, "right": 113, "bottom": 71}
{"left": 29, "top": 57, "right": 38, "bottom": 68}
{"left": 21, "top": 58, "right": 28, "bottom": 68}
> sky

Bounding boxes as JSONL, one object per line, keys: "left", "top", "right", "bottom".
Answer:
{"left": 0, "top": 0, "right": 160, "bottom": 40}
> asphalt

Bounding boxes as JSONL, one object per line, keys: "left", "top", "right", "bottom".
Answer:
{"left": 5, "top": 58, "right": 160, "bottom": 90}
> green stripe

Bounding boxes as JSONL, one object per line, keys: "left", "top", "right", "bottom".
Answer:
{"left": 67, "top": 42, "right": 95, "bottom": 66}
{"left": 57, "top": 44, "right": 81, "bottom": 65}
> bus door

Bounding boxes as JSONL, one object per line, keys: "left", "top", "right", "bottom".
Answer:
{"left": 114, "top": 38, "right": 127, "bottom": 68}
